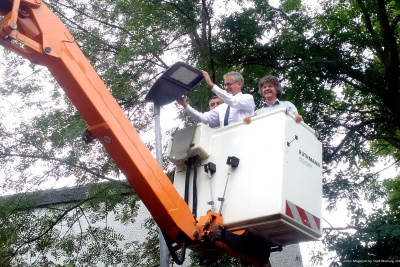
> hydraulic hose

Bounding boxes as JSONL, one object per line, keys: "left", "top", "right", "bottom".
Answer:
{"left": 192, "top": 156, "right": 198, "bottom": 218}
{"left": 184, "top": 159, "right": 192, "bottom": 204}
{"left": 161, "top": 231, "right": 186, "bottom": 265}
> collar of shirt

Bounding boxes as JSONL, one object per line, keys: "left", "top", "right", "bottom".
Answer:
{"left": 263, "top": 99, "right": 280, "bottom": 107}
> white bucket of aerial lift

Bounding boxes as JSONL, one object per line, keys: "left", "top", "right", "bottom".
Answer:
{"left": 167, "top": 108, "right": 323, "bottom": 247}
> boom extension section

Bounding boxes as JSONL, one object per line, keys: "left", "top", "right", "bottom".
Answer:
{"left": 0, "top": 0, "right": 271, "bottom": 265}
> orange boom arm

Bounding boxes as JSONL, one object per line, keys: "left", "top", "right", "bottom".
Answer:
{"left": 0, "top": 1, "right": 271, "bottom": 265}
{"left": 0, "top": 0, "right": 199, "bottom": 243}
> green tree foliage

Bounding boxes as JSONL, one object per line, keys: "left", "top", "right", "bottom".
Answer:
{"left": 1, "top": 0, "right": 400, "bottom": 266}
{"left": 326, "top": 177, "right": 400, "bottom": 266}
{"left": 0, "top": 182, "right": 160, "bottom": 266}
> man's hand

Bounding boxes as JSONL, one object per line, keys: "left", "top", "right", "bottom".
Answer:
{"left": 243, "top": 115, "right": 254, "bottom": 124}
{"left": 202, "top": 70, "right": 215, "bottom": 88}
{"left": 295, "top": 114, "right": 302, "bottom": 123}
{"left": 177, "top": 96, "right": 188, "bottom": 108}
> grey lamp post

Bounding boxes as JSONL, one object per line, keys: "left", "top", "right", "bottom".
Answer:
{"left": 145, "top": 62, "right": 203, "bottom": 266}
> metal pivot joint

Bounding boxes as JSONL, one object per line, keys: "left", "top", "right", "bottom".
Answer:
{"left": 219, "top": 156, "right": 240, "bottom": 215}
{"left": 204, "top": 162, "right": 216, "bottom": 174}
{"left": 226, "top": 156, "right": 240, "bottom": 167}
{"left": 82, "top": 129, "right": 95, "bottom": 144}
{"left": 204, "top": 162, "right": 216, "bottom": 211}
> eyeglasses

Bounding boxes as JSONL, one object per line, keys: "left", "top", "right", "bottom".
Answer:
{"left": 224, "top": 81, "right": 239, "bottom": 87}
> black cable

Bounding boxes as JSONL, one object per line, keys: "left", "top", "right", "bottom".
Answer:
{"left": 184, "top": 159, "right": 192, "bottom": 203}
{"left": 164, "top": 158, "right": 193, "bottom": 265}
{"left": 192, "top": 156, "right": 199, "bottom": 218}
{"left": 161, "top": 231, "right": 186, "bottom": 265}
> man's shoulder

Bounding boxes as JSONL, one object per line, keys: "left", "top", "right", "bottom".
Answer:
{"left": 279, "top": 100, "right": 296, "bottom": 108}
{"left": 213, "top": 103, "right": 228, "bottom": 113}
{"left": 279, "top": 100, "right": 294, "bottom": 104}
{"left": 238, "top": 92, "right": 254, "bottom": 98}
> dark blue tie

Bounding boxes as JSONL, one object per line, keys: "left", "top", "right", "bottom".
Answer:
{"left": 224, "top": 105, "right": 230, "bottom": 126}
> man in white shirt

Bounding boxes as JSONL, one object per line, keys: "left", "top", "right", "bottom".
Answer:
{"left": 177, "top": 71, "right": 255, "bottom": 128}
{"left": 243, "top": 75, "right": 302, "bottom": 124}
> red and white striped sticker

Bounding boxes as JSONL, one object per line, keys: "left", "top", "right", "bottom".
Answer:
{"left": 285, "top": 200, "right": 320, "bottom": 232}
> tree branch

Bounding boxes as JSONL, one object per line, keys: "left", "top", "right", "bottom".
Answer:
{"left": 0, "top": 153, "right": 118, "bottom": 182}
{"left": 1, "top": 195, "right": 94, "bottom": 265}
{"left": 202, "top": 0, "right": 216, "bottom": 78}
{"left": 324, "top": 225, "right": 359, "bottom": 231}
{"left": 355, "top": 0, "right": 385, "bottom": 62}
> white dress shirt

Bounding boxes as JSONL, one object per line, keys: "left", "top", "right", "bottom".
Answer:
{"left": 185, "top": 85, "right": 255, "bottom": 128}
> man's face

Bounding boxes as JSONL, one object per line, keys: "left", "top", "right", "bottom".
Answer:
{"left": 262, "top": 82, "right": 277, "bottom": 100}
{"left": 224, "top": 75, "right": 242, "bottom": 95}
{"left": 209, "top": 97, "right": 223, "bottom": 110}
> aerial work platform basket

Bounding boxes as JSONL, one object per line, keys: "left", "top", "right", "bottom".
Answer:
{"left": 167, "top": 109, "right": 323, "bottom": 247}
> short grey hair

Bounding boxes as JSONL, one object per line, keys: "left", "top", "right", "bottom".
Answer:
{"left": 258, "top": 75, "right": 282, "bottom": 99}
{"left": 223, "top": 72, "right": 244, "bottom": 87}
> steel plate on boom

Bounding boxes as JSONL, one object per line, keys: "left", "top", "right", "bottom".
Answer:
{"left": 145, "top": 62, "right": 203, "bottom": 106}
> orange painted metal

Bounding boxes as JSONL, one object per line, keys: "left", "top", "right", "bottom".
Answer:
{"left": 0, "top": 1, "right": 272, "bottom": 264}
{"left": 197, "top": 211, "right": 224, "bottom": 235}
{"left": 0, "top": 0, "right": 199, "bottom": 243}
{"left": 197, "top": 211, "right": 270, "bottom": 266}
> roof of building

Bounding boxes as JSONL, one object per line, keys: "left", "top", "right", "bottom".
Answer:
{"left": 0, "top": 180, "right": 133, "bottom": 208}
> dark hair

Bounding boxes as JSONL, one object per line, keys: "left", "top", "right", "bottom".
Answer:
{"left": 258, "top": 75, "right": 282, "bottom": 99}
{"left": 209, "top": 95, "right": 220, "bottom": 102}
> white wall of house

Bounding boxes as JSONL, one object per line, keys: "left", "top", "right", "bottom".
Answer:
{"left": 23, "top": 188, "right": 303, "bottom": 266}
{"left": 101, "top": 202, "right": 304, "bottom": 266}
